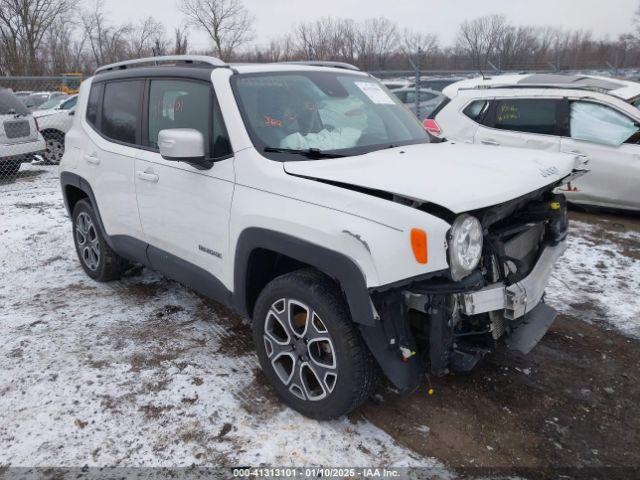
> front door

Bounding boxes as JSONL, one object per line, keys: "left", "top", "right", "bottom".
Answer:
{"left": 135, "top": 79, "right": 235, "bottom": 289}
{"left": 560, "top": 100, "right": 640, "bottom": 210}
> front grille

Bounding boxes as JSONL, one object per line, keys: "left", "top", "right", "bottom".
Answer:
{"left": 3, "top": 120, "right": 30, "bottom": 139}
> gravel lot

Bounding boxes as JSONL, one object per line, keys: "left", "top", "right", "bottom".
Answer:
{"left": 1, "top": 166, "right": 639, "bottom": 478}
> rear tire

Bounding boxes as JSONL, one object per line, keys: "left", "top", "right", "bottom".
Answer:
{"left": 72, "top": 199, "right": 128, "bottom": 281}
{"left": 252, "top": 269, "right": 377, "bottom": 419}
{"left": 43, "top": 131, "right": 65, "bottom": 165}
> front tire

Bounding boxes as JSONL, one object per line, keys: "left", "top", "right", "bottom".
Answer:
{"left": 72, "top": 199, "right": 127, "bottom": 281}
{"left": 252, "top": 269, "right": 377, "bottom": 419}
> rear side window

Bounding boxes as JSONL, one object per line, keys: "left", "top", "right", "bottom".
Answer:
{"left": 101, "top": 80, "right": 143, "bottom": 145}
{"left": 0, "top": 89, "right": 28, "bottom": 116}
{"left": 60, "top": 96, "right": 77, "bottom": 110}
{"left": 492, "top": 99, "right": 560, "bottom": 135}
{"left": 463, "top": 100, "right": 489, "bottom": 123}
{"left": 427, "top": 97, "right": 451, "bottom": 119}
{"left": 86, "top": 84, "right": 103, "bottom": 128}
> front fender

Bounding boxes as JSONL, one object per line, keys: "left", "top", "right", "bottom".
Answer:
{"left": 233, "top": 228, "right": 376, "bottom": 326}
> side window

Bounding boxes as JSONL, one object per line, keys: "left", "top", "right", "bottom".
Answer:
{"left": 86, "top": 84, "right": 102, "bottom": 128}
{"left": 463, "top": 100, "right": 489, "bottom": 123}
{"left": 101, "top": 80, "right": 143, "bottom": 144}
{"left": 61, "top": 96, "right": 77, "bottom": 110}
{"left": 492, "top": 99, "right": 560, "bottom": 135}
{"left": 148, "top": 79, "right": 211, "bottom": 153}
{"left": 148, "top": 79, "right": 232, "bottom": 159}
{"left": 570, "top": 102, "right": 639, "bottom": 147}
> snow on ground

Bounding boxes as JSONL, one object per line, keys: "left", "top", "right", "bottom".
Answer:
{"left": 1, "top": 166, "right": 638, "bottom": 471}
{"left": 0, "top": 166, "right": 448, "bottom": 472}
{"left": 546, "top": 217, "right": 640, "bottom": 338}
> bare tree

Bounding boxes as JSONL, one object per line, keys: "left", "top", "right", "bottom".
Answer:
{"left": 179, "top": 0, "right": 253, "bottom": 60}
{"left": 81, "top": 2, "right": 132, "bottom": 68}
{"left": 173, "top": 26, "right": 189, "bottom": 54}
{"left": 295, "top": 17, "right": 358, "bottom": 62}
{"left": 129, "top": 17, "right": 166, "bottom": 57}
{"left": 0, "top": 0, "right": 77, "bottom": 74}
{"left": 456, "top": 14, "right": 508, "bottom": 71}
{"left": 401, "top": 28, "right": 439, "bottom": 66}
{"left": 357, "top": 18, "right": 399, "bottom": 70}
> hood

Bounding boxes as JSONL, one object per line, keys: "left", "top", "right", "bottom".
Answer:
{"left": 32, "top": 109, "right": 59, "bottom": 118}
{"left": 283, "top": 142, "right": 578, "bottom": 214}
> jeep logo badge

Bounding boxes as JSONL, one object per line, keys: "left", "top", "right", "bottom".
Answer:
{"left": 539, "top": 166, "right": 559, "bottom": 177}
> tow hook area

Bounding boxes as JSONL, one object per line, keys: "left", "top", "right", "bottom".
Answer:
{"left": 504, "top": 302, "right": 557, "bottom": 354}
{"left": 358, "top": 291, "right": 424, "bottom": 393}
{"left": 361, "top": 287, "right": 489, "bottom": 392}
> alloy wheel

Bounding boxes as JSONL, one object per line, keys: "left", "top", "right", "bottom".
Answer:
{"left": 263, "top": 298, "right": 338, "bottom": 401}
{"left": 75, "top": 212, "right": 100, "bottom": 271}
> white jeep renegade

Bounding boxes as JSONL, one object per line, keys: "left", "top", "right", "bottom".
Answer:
{"left": 59, "top": 56, "right": 586, "bottom": 419}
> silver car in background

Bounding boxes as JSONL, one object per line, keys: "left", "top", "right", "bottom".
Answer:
{"left": 391, "top": 87, "right": 445, "bottom": 121}
{"left": 0, "top": 88, "right": 46, "bottom": 178}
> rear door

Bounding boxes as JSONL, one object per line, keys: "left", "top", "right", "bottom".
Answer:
{"left": 560, "top": 100, "right": 640, "bottom": 210}
{"left": 474, "top": 97, "right": 563, "bottom": 152}
{"left": 80, "top": 79, "right": 144, "bottom": 239}
{"left": 134, "top": 78, "right": 235, "bottom": 286}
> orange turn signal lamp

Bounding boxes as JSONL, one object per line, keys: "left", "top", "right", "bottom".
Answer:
{"left": 410, "top": 228, "right": 428, "bottom": 264}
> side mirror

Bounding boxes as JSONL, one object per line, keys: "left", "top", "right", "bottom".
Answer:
{"left": 158, "top": 128, "right": 212, "bottom": 169}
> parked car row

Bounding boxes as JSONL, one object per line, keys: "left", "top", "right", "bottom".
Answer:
{"left": 427, "top": 73, "right": 640, "bottom": 212}
{"left": 0, "top": 88, "right": 46, "bottom": 178}
{"left": 0, "top": 88, "right": 77, "bottom": 176}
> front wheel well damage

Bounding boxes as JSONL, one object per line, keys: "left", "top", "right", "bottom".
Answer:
{"left": 244, "top": 248, "right": 315, "bottom": 318}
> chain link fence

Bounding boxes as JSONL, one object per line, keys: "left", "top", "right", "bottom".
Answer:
{"left": 2, "top": 66, "right": 639, "bottom": 185}
{"left": 0, "top": 76, "right": 78, "bottom": 185}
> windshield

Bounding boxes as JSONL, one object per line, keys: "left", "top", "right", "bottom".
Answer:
{"left": 37, "top": 98, "right": 63, "bottom": 110}
{"left": 232, "top": 71, "right": 429, "bottom": 159}
{"left": 25, "top": 94, "right": 48, "bottom": 107}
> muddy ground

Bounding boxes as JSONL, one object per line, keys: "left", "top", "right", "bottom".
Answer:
{"left": 1, "top": 168, "right": 639, "bottom": 479}
{"left": 358, "top": 211, "right": 640, "bottom": 478}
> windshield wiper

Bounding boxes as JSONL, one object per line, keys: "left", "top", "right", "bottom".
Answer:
{"left": 264, "top": 147, "right": 345, "bottom": 159}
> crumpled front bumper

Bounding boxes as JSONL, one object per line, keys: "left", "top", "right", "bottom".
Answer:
{"left": 458, "top": 240, "right": 567, "bottom": 320}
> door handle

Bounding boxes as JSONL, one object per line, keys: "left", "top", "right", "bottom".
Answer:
{"left": 567, "top": 151, "right": 588, "bottom": 158}
{"left": 136, "top": 170, "right": 159, "bottom": 183}
{"left": 83, "top": 154, "right": 100, "bottom": 165}
{"left": 481, "top": 139, "right": 500, "bottom": 146}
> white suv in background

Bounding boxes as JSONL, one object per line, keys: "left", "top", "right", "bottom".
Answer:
{"left": 430, "top": 74, "right": 640, "bottom": 212}
{"left": 60, "top": 56, "right": 585, "bottom": 419}
{"left": 0, "top": 88, "right": 46, "bottom": 178}
{"left": 33, "top": 95, "right": 78, "bottom": 164}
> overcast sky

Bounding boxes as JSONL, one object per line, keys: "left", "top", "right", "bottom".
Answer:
{"left": 106, "top": 0, "right": 637, "bottom": 51}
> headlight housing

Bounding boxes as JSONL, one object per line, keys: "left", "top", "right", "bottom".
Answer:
{"left": 448, "top": 214, "right": 483, "bottom": 281}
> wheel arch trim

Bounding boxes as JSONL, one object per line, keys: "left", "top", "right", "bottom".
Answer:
{"left": 60, "top": 171, "right": 115, "bottom": 251}
{"left": 233, "top": 228, "right": 375, "bottom": 326}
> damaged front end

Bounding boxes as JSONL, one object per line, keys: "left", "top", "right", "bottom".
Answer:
{"left": 361, "top": 189, "right": 569, "bottom": 392}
